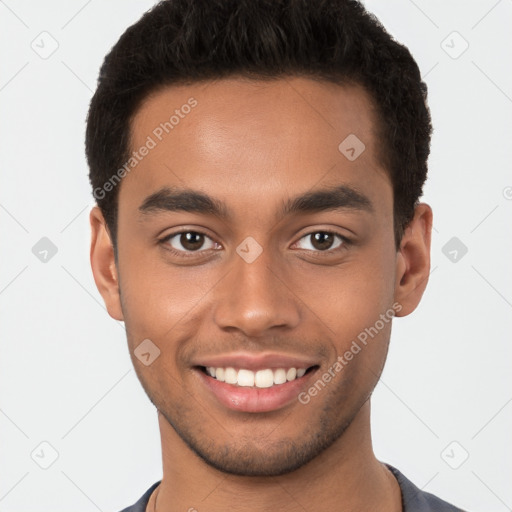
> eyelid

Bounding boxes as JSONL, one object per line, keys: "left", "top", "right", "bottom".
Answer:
{"left": 159, "top": 228, "right": 351, "bottom": 257}
{"left": 159, "top": 229, "right": 220, "bottom": 256}
{"left": 292, "top": 230, "right": 351, "bottom": 253}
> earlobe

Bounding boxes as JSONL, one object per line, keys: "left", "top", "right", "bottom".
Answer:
{"left": 393, "top": 203, "right": 433, "bottom": 317}
{"left": 89, "top": 206, "right": 124, "bottom": 321}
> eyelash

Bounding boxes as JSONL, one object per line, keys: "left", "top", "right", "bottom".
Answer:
{"left": 158, "top": 229, "right": 352, "bottom": 259}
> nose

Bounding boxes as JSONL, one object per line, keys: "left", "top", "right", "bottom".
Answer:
{"left": 212, "top": 244, "right": 301, "bottom": 338}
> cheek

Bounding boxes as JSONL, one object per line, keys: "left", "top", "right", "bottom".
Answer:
{"left": 294, "top": 254, "right": 394, "bottom": 337}
{"left": 337, "top": 250, "right": 397, "bottom": 377}
{"left": 116, "top": 245, "right": 218, "bottom": 344}
{"left": 289, "top": 246, "right": 397, "bottom": 381}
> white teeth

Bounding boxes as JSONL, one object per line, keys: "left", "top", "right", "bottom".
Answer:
{"left": 273, "top": 368, "right": 287, "bottom": 385}
{"left": 286, "top": 367, "right": 297, "bottom": 381}
{"left": 237, "top": 369, "right": 255, "bottom": 387}
{"left": 255, "top": 369, "right": 274, "bottom": 388}
{"left": 224, "top": 367, "right": 237, "bottom": 384}
{"left": 205, "top": 366, "right": 309, "bottom": 387}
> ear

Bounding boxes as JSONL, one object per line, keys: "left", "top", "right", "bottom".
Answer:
{"left": 393, "top": 203, "right": 433, "bottom": 317}
{"left": 89, "top": 206, "right": 124, "bottom": 321}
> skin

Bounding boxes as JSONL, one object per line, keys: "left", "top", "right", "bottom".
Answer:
{"left": 90, "top": 76, "right": 432, "bottom": 512}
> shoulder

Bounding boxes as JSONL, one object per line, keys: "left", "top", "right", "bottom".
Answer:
{"left": 117, "top": 481, "right": 161, "bottom": 512}
{"left": 116, "top": 470, "right": 468, "bottom": 512}
{"left": 386, "top": 464, "right": 467, "bottom": 512}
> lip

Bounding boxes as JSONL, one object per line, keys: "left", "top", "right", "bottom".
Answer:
{"left": 194, "top": 364, "right": 319, "bottom": 413}
{"left": 194, "top": 351, "right": 318, "bottom": 372}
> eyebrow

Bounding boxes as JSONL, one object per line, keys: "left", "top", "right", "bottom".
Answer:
{"left": 138, "top": 184, "right": 374, "bottom": 221}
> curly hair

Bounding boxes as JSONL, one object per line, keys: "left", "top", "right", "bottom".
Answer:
{"left": 85, "top": 0, "right": 432, "bottom": 251}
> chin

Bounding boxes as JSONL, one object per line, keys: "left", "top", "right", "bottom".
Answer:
{"left": 160, "top": 403, "right": 355, "bottom": 477}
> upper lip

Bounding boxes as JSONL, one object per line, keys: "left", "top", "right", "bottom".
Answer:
{"left": 194, "top": 351, "right": 319, "bottom": 371}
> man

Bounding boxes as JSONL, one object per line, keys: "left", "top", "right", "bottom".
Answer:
{"left": 86, "top": 0, "right": 465, "bottom": 510}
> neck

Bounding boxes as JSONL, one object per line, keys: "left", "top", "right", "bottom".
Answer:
{"left": 149, "top": 401, "right": 402, "bottom": 512}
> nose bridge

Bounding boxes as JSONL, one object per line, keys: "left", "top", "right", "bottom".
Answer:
{"left": 212, "top": 238, "right": 301, "bottom": 336}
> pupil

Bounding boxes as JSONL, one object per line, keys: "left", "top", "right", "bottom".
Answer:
{"left": 181, "top": 232, "right": 204, "bottom": 251}
{"left": 312, "top": 232, "right": 333, "bottom": 250}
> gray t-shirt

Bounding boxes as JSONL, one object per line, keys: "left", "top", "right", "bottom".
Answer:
{"left": 119, "top": 464, "right": 466, "bottom": 512}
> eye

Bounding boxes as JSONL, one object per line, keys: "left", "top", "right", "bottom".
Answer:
{"left": 294, "top": 231, "right": 349, "bottom": 253}
{"left": 161, "top": 230, "right": 219, "bottom": 254}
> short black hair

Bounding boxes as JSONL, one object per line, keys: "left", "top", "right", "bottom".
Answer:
{"left": 86, "top": 0, "right": 432, "bottom": 252}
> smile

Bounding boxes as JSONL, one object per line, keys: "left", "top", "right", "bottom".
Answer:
{"left": 196, "top": 363, "right": 319, "bottom": 413}
{"left": 203, "top": 366, "right": 309, "bottom": 388}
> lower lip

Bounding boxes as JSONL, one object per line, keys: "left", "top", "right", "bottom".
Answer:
{"left": 196, "top": 368, "right": 317, "bottom": 413}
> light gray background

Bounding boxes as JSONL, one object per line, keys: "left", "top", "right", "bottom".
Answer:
{"left": 1, "top": 1, "right": 511, "bottom": 511}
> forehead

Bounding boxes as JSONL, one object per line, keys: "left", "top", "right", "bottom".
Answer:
{"left": 121, "top": 76, "right": 391, "bottom": 219}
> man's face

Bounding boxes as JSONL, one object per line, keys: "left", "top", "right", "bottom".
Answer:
{"left": 109, "top": 77, "right": 404, "bottom": 475}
